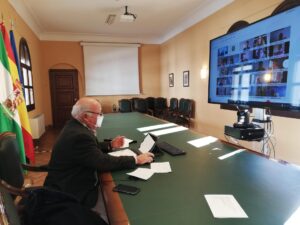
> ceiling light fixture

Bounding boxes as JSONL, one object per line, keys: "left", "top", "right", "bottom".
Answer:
{"left": 120, "top": 6, "right": 137, "bottom": 22}
{"left": 105, "top": 14, "right": 116, "bottom": 25}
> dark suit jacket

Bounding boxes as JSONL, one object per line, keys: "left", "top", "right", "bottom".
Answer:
{"left": 44, "top": 119, "right": 136, "bottom": 208}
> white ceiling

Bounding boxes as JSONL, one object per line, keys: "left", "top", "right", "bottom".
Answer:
{"left": 9, "top": 0, "right": 233, "bottom": 44}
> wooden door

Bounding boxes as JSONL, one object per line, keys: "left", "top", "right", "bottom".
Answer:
{"left": 49, "top": 69, "right": 79, "bottom": 128}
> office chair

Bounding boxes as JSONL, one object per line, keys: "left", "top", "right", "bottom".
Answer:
{"left": 176, "top": 99, "right": 194, "bottom": 127}
{"left": 0, "top": 132, "right": 49, "bottom": 198}
{"left": 118, "top": 99, "right": 132, "bottom": 112}
{"left": 0, "top": 178, "right": 105, "bottom": 225}
{"left": 146, "top": 97, "right": 155, "bottom": 115}
{"left": 0, "top": 132, "right": 105, "bottom": 225}
{"left": 135, "top": 98, "right": 149, "bottom": 114}
{"left": 131, "top": 97, "right": 140, "bottom": 111}
{"left": 167, "top": 99, "right": 193, "bottom": 127}
{"left": 164, "top": 98, "right": 178, "bottom": 120}
{"left": 153, "top": 97, "right": 167, "bottom": 118}
{"left": 0, "top": 184, "right": 22, "bottom": 225}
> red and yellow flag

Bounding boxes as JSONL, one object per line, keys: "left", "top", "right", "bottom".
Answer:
{"left": 0, "top": 23, "right": 35, "bottom": 163}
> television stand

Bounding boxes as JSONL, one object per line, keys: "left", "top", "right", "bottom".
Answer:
{"left": 224, "top": 125, "right": 265, "bottom": 141}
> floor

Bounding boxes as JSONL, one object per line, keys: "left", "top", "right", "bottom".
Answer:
{"left": 25, "top": 128, "right": 60, "bottom": 186}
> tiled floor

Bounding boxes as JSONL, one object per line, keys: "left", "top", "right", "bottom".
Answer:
{"left": 25, "top": 128, "right": 60, "bottom": 186}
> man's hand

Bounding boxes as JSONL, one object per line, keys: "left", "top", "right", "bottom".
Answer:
{"left": 111, "top": 136, "right": 124, "bottom": 148}
{"left": 136, "top": 152, "right": 154, "bottom": 165}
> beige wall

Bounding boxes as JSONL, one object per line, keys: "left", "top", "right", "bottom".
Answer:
{"left": 40, "top": 42, "right": 160, "bottom": 124}
{"left": 161, "top": 0, "right": 300, "bottom": 165}
{"left": 1, "top": 0, "right": 44, "bottom": 119}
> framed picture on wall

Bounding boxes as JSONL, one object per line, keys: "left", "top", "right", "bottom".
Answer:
{"left": 169, "top": 73, "right": 174, "bottom": 87}
{"left": 183, "top": 70, "right": 189, "bottom": 87}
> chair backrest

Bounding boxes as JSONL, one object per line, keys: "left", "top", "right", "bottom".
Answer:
{"left": 154, "top": 97, "right": 167, "bottom": 110}
{"left": 135, "top": 99, "right": 148, "bottom": 113}
{"left": 178, "top": 98, "right": 186, "bottom": 114}
{"left": 0, "top": 132, "right": 24, "bottom": 189}
{"left": 131, "top": 97, "right": 140, "bottom": 111}
{"left": 182, "top": 99, "right": 193, "bottom": 117}
{"left": 146, "top": 97, "right": 155, "bottom": 110}
{"left": 118, "top": 99, "right": 132, "bottom": 112}
{"left": 169, "top": 98, "right": 178, "bottom": 112}
{"left": 0, "top": 185, "right": 21, "bottom": 225}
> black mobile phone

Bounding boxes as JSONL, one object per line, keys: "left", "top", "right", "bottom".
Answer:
{"left": 113, "top": 184, "right": 140, "bottom": 195}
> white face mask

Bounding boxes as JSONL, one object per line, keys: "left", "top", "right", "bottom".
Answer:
{"left": 96, "top": 115, "right": 104, "bottom": 128}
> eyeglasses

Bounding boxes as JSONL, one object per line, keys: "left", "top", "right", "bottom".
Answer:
{"left": 85, "top": 111, "right": 103, "bottom": 116}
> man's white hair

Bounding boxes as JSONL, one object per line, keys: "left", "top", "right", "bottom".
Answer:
{"left": 71, "top": 98, "right": 100, "bottom": 119}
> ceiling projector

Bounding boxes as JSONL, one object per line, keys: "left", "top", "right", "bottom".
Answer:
{"left": 120, "top": 14, "right": 135, "bottom": 22}
{"left": 120, "top": 6, "right": 136, "bottom": 22}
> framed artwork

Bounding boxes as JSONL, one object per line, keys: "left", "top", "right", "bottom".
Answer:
{"left": 183, "top": 70, "right": 189, "bottom": 87}
{"left": 169, "top": 73, "right": 174, "bottom": 87}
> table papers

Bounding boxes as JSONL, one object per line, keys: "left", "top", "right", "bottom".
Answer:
{"left": 138, "top": 134, "right": 155, "bottom": 153}
{"left": 127, "top": 168, "right": 154, "bottom": 180}
{"left": 145, "top": 126, "right": 188, "bottom": 136}
{"left": 137, "top": 123, "right": 176, "bottom": 132}
{"left": 108, "top": 149, "right": 137, "bottom": 157}
{"left": 120, "top": 138, "right": 134, "bottom": 148}
{"left": 205, "top": 195, "right": 248, "bottom": 218}
{"left": 150, "top": 162, "right": 172, "bottom": 173}
{"left": 188, "top": 136, "right": 218, "bottom": 148}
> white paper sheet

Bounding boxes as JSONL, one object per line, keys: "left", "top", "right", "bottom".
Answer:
{"left": 218, "top": 149, "right": 245, "bottom": 160}
{"left": 137, "top": 123, "right": 176, "bottom": 132}
{"left": 108, "top": 149, "right": 137, "bottom": 157}
{"left": 150, "top": 162, "right": 172, "bottom": 173}
{"left": 138, "top": 134, "right": 156, "bottom": 153}
{"left": 144, "top": 126, "right": 188, "bottom": 136}
{"left": 205, "top": 195, "right": 248, "bottom": 218}
{"left": 188, "top": 136, "right": 218, "bottom": 148}
{"left": 120, "top": 138, "right": 134, "bottom": 148}
{"left": 127, "top": 168, "right": 154, "bottom": 180}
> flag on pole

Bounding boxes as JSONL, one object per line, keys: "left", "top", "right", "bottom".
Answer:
{"left": 0, "top": 25, "right": 26, "bottom": 164}
{"left": 9, "top": 28, "right": 35, "bottom": 163}
{"left": 10, "top": 30, "right": 23, "bottom": 90}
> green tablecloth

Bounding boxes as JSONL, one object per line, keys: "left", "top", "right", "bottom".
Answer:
{"left": 98, "top": 112, "right": 300, "bottom": 225}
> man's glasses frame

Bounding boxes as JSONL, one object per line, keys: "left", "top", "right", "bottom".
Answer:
{"left": 85, "top": 111, "right": 103, "bottom": 116}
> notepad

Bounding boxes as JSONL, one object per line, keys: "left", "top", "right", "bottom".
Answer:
{"left": 127, "top": 168, "right": 154, "bottom": 180}
{"left": 108, "top": 149, "right": 137, "bottom": 157}
{"left": 150, "top": 162, "right": 172, "bottom": 173}
{"left": 205, "top": 195, "right": 248, "bottom": 218}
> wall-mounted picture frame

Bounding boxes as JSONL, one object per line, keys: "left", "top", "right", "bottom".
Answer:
{"left": 169, "top": 73, "right": 174, "bottom": 87}
{"left": 183, "top": 70, "right": 189, "bottom": 87}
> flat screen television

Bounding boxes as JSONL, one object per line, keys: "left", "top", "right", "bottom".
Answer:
{"left": 208, "top": 6, "right": 300, "bottom": 111}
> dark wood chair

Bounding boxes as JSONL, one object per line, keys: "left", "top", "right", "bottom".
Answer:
{"left": 118, "top": 99, "right": 132, "bottom": 112}
{"left": 0, "top": 132, "right": 105, "bottom": 225}
{"left": 164, "top": 97, "right": 178, "bottom": 120}
{"left": 131, "top": 97, "right": 141, "bottom": 111}
{"left": 146, "top": 97, "right": 155, "bottom": 115}
{"left": 0, "top": 132, "right": 49, "bottom": 198}
{"left": 0, "top": 183, "right": 22, "bottom": 225}
{"left": 153, "top": 97, "right": 167, "bottom": 118}
{"left": 167, "top": 98, "right": 194, "bottom": 127}
{"left": 135, "top": 98, "right": 149, "bottom": 114}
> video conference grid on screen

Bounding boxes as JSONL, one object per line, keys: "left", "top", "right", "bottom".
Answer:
{"left": 216, "top": 27, "right": 289, "bottom": 98}
{"left": 209, "top": 6, "right": 300, "bottom": 109}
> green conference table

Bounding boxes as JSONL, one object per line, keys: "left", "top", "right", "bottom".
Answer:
{"left": 98, "top": 112, "right": 300, "bottom": 225}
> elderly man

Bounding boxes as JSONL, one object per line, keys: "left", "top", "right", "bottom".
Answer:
{"left": 44, "top": 97, "right": 153, "bottom": 223}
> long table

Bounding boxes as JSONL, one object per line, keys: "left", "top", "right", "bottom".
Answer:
{"left": 98, "top": 112, "right": 300, "bottom": 225}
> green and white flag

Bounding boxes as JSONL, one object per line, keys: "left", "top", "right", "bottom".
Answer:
{"left": 0, "top": 27, "right": 26, "bottom": 164}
